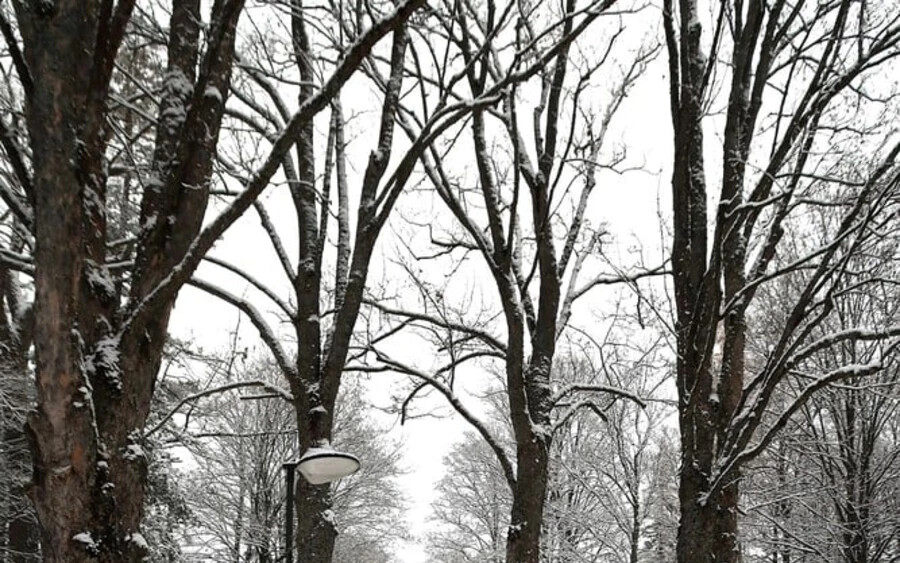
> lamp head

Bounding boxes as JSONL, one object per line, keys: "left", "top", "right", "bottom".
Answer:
{"left": 290, "top": 447, "right": 360, "bottom": 485}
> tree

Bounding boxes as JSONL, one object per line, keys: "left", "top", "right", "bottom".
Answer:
{"left": 192, "top": 26, "right": 468, "bottom": 563}
{"left": 150, "top": 354, "right": 406, "bottom": 563}
{"left": 421, "top": 339, "right": 669, "bottom": 563}
{"left": 661, "top": 1, "right": 900, "bottom": 561}
{"left": 357, "top": 3, "right": 658, "bottom": 559}
{"left": 0, "top": 0, "right": 423, "bottom": 558}
{"left": 186, "top": 0, "right": 569, "bottom": 555}
{"left": 428, "top": 430, "right": 511, "bottom": 563}
{"left": 741, "top": 242, "right": 900, "bottom": 563}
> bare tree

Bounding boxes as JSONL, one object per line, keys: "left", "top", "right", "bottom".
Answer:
{"left": 0, "top": 0, "right": 423, "bottom": 558}
{"left": 661, "top": 1, "right": 900, "bottom": 561}
{"left": 357, "top": 4, "right": 658, "bottom": 558}
{"left": 742, "top": 243, "right": 900, "bottom": 563}
{"left": 153, "top": 354, "right": 405, "bottom": 563}
{"left": 428, "top": 429, "right": 511, "bottom": 563}
{"left": 423, "top": 344, "right": 673, "bottom": 563}
{"left": 186, "top": 0, "right": 569, "bottom": 556}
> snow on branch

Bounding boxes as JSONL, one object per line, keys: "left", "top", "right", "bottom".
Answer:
{"left": 145, "top": 379, "right": 293, "bottom": 437}
{"left": 569, "top": 264, "right": 670, "bottom": 303}
{"left": 358, "top": 347, "right": 517, "bottom": 489}
{"left": 0, "top": 247, "right": 34, "bottom": 275}
{"left": 119, "top": 0, "right": 427, "bottom": 333}
{"left": 549, "top": 384, "right": 646, "bottom": 410}
{"left": 364, "top": 298, "right": 508, "bottom": 354}
{"left": 187, "top": 278, "right": 296, "bottom": 382}
{"left": 704, "top": 358, "right": 891, "bottom": 504}
{"left": 252, "top": 201, "right": 296, "bottom": 285}
{"left": 789, "top": 325, "right": 900, "bottom": 367}
{"left": 202, "top": 255, "right": 296, "bottom": 320}
{"left": 552, "top": 399, "right": 610, "bottom": 434}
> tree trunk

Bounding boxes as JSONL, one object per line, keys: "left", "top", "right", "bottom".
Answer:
{"left": 294, "top": 480, "right": 336, "bottom": 563}
{"left": 677, "top": 464, "right": 740, "bottom": 563}
{"left": 24, "top": 1, "right": 104, "bottom": 555}
{"left": 20, "top": 0, "right": 239, "bottom": 557}
{"left": 630, "top": 487, "right": 641, "bottom": 563}
{"left": 292, "top": 387, "right": 339, "bottom": 563}
{"left": 506, "top": 439, "right": 549, "bottom": 563}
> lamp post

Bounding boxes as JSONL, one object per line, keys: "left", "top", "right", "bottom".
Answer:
{"left": 283, "top": 447, "right": 361, "bottom": 563}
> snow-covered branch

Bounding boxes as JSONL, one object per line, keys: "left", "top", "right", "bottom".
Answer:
{"left": 550, "top": 384, "right": 646, "bottom": 410}
{"left": 186, "top": 278, "right": 296, "bottom": 382}
{"left": 146, "top": 379, "right": 294, "bottom": 437}
{"left": 359, "top": 348, "right": 517, "bottom": 489}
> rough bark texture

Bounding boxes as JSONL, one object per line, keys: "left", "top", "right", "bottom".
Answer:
{"left": 3, "top": 0, "right": 421, "bottom": 558}
{"left": 666, "top": 0, "right": 744, "bottom": 560}
{"left": 662, "top": 2, "right": 900, "bottom": 561}
{"left": 15, "top": 0, "right": 241, "bottom": 559}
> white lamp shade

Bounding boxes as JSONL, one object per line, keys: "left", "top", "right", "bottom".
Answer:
{"left": 296, "top": 448, "right": 360, "bottom": 485}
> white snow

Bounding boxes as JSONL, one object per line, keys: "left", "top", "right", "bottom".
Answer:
{"left": 165, "top": 69, "right": 193, "bottom": 96}
{"left": 85, "top": 261, "right": 116, "bottom": 298}
{"left": 300, "top": 444, "right": 334, "bottom": 460}
{"left": 123, "top": 443, "right": 145, "bottom": 462}
{"left": 72, "top": 532, "right": 96, "bottom": 549}
{"left": 203, "top": 85, "right": 223, "bottom": 103}
{"left": 322, "top": 509, "right": 336, "bottom": 525}
{"left": 85, "top": 336, "right": 123, "bottom": 391}
{"left": 126, "top": 532, "right": 149, "bottom": 551}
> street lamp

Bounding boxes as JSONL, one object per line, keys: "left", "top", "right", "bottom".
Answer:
{"left": 283, "top": 447, "right": 361, "bottom": 563}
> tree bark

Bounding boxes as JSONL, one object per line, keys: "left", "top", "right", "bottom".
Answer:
{"left": 18, "top": 0, "right": 241, "bottom": 558}
{"left": 677, "top": 463, "right": 740, "bottom": 563}
{"left": 294, "top": 479, "right": 337, "bottom": 563}
{"left": 505, "top": 439, "right": 549, "bottom": 563}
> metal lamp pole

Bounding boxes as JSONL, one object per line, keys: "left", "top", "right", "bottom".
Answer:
{"left": 283, "top": 461, "right": 298, "bottom": 563}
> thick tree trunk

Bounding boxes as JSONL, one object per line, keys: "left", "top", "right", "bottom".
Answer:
{"left": 677, "top": 481, "right": 740, "bottom": 563}
{"left": 20, "top": 0, "right": 238, "bottom": 556}
{"left": 292, "top": 397, "right": 338, "bottom": 563}
{"left": 677, "top": 462, "right": 740, "bottom": 563}
{"left": 506, "top": 440, "right": 549, "bottom": 563}
{"left": 24, "top": 1, "right": 103, "bottom": 556}
{"left": 294, "top": 480, "right": 336, "bottom": 563}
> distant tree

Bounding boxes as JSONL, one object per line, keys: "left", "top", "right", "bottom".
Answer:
{"left": 742, "top": 243, "right": 900, "bottom": 563}
{"left": 152, "top": 354, "right": 406, "bottom": 562}
{"left": 140, "top": 449, "right": 192, "bottom": 563}
{"left": 639, "top": 430, "right": 679, "bottom": 563}
{"left": 425, "top": 345, "right": 672, "bottom": 563}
